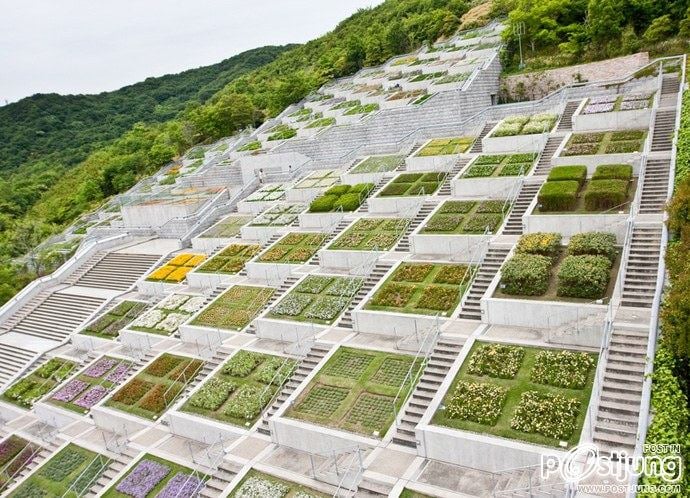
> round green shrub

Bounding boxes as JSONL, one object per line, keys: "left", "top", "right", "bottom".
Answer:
{"left": 500, "top": 254, "right": 552, "bottom": 296}
{"left": 309, "top": 195, "right": 338, "bottom": 212}
{"left": 557, "top": 255, "right": 612, "bottom": 299}
{"left": 538, "top": 181, "right": 579, "bottom": 211}
{"left": 567, "top": 232, "right": 617, "bottom": 262}
{"left": 333, "top": 192, "right": 362, "bottom": 211}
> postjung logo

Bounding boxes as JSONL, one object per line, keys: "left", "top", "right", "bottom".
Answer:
{"left": 541, "top": 443, "right": 682, "bottom": 493}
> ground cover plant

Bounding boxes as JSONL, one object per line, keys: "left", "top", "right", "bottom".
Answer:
{"left": 433, "top": 341, "right": 597, "bottom": 447}
{"left": 192, "top": 285, "right": 274, "bottom": 331}
{"left": 462, "top": 154, "right": 537, "bottom": 178}
{"left": 308, "top": 183, "right": 374, "bottom": 213}
{"left": 2, "top": 357, "right": 78, "bottom": 409}
{"left": 9, "top": 444, "right": 111, "bottom": 498}
{"left": 182, "top": 350, "right": 296, "bottom": 427}
{"left": 106, "top": 354, "right": 203, "bottom": 420}
{"left": 48, "top": 356, "right": 134, "bottom": 414}
{"left": 434, "top": 72, "right": 471, "bottom": 85}
{"left": 267, "top": 124, "right": 297, "bottom": 141}
{"left": 288, "top": 347, "right": 422, "bottom": 437}
{"left": 490, "top": 114, "right": 557, "bottom": 137}
{"left": 196, "top": 244, "right": 261, "bottom": 274}
{"left": 230, "top": 469, "right": 328, "bottom": 498}
{"left": 245, "top": 184, "right": 286, "bottom": 202}
{"left": 562, "top": 130, "right": 647, "bottom": 156}
{"left": 420, "top": 200, "right": 508, "bottom": 234}
{"left": 498, "top": 232, "right": 619, "bottom": 301}
{"left": 379, "top": 172, "right": 447, "bottom": 197}
{"left": 294, "top": 170, "right": 340, "bottom": 189}
{"left": 306, "top": 117, "right": 336, "bottom": 128}
{"left": 130, "top": 293, "right": 205, "bottom": 336}
{"left": 344, "top": 103, "right": 380, "bottom": 115}
{"left": 238, "top": 141, "right": 261, "bottom": 152}
{"left": 268, "top": 275, "right": 364, "bottom": 325}
{"left": 81, "top": 300, "right": 149, "bottom": 340}
{"left": 331, "top": 100, "right": 360, "bottom": 111}
{"left": 249, "top": 204, "right": 304, "bottom": 227}
{"left": 415, "top": 137, "right": 474, "bottom": 156}
{"left": 366, "top": 262, "right": 475, "bottom": 316}
{"left": 146, "top": 253, "right": 206, "bottom": 283}
{"left": 104, "top": 453, "right": 205, "bottom": 498}
{"left": 581, "top": 93, "right": 655, "bottom": 114}
{"left": 0, "top": 435, "right": 40, "bottom": 490}
{"left": 257, "top": 232, "right": 327, "bottom": 264}
{"left": 351, "top": 155, "right": 402, "bottom": 174}
{"left": 329, "top": 218, "right": 409, "bottom": 251}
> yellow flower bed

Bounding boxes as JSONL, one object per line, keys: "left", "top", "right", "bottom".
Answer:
{"left": 147, "top": 253, "right": 206, "bottom": 282}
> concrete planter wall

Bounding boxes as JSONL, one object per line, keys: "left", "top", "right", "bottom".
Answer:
{"left": 177, "top": 324, "right": 233, "bottom": 353}
{"left": 237, "top": 199, "right": 276, "bottom": 215}
{"left": 405, "top": 146, "right": 460, "bottom": 172}
{"left": 0, "top": 400, "right": 27, "bottom": 424}
{"left": 399, "top": 79, "right": 430, "bottom": 93}
{"left": 286, "top": 187, "right": 324, "bottom": 203}
{"left": 367, "top": 195, "right": 429, "bottom": 215}
{"left": 452, "top": 176, "right": 523, "bottom": 199}
{"left": 240, "top": 225, "right": 290, "bottom": 245}
{"left": 448, "top": 61, "right": 480, "bottom": 75}
{"left": 572, "top": 107, "right": 652, "bottom": 132}
{"left": 91, "top": 405, "right": 150, "bottom": 436}
{"left": 71, "top": 333, "right": 113, "bottom": 352}
{"left": 351, "top": 308, "right": 448, "bottom": 337}
{"left": 335, "top": 113, "right": 365, "bottom": 126}
{"left": 411, "top": 233, "right": 491, "bottom": 260}
{"left": 379, "top": 97, "right": 410, "bottom": 110}
{"left": 118, "top": 328, "right": 167, "bottom": 350}
{"left": 341, "top": 171, "right": 386, "bottom": 186}
{"left": 524, "top": 211, "right": 629, "bottom": 244}
{"left": 482, "top": 124, "right": 551, "bottom": 154}
{"left": 34, "top": 401, "right": 81, "bottom": 428}
{"left": 191, "top": 235, "right": 242, "bottom": 253}
{"left": 122, "top": 200, "right": 203, "bottom": 229}
{"left": 136, "top": 280, "right": 179, "bottom": 297}
{"left": 254, "top": 317, "right": 326, "bottom": 343}
{"left": 244, "top": 261, "right": 301, "bottom": 286}
{"left": 168, "top": 410, "right": 244, "bottom": 444}
{"left": 318, "top": 249, "right": 383, "bottom": 273}
{"left": 298, "top": 211, "right": 345, "bottom": 230}
{"left": 186, "top": 270, "right": 243, "bottom": 292}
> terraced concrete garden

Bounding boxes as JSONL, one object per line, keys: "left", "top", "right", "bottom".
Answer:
{"left": 536, "top": 165, "right": 636, "bottom": 213}
{"left": 294, "top": 170, "right": 339, "bottom": 189}
{"left": 433, "top": 342, "right": 597, "bottom": 447}
{"left": 365, "top": 262, "right": 475, "bottom": 316}
{"left": 249, "top": 204, "right": 304, "bottom": 227}
{"left": 196, "top": 244, "right": 261, "bottom": 274}
{"left": 329, "top": 218, "right": 409, "bottom": 250}
{"left": 344, "top": 103, "right": 379, "bottom": 115}
{"left": 351, "top": 155, "right": 403, "bottom": 174}
{"left": 267, "top": 124, "right": 297, "bottom": 141}
{"left": 104, "top": 453, "right": 206, "bottom": 498}
{"left": 308, "top": 183, "right": 374, "bottom": 212}
{"left": 81, "top": 300, "right": 149, "bottom": 340}
{"left": 330, "top": 100, "right": 360, "bottom": 111}
{"left": 562, "top": 130, "right": 647, "bottom": 155}
{"left": 490, "top": 114, "right": 557, "bottom": 137}
{"left": 0, "top": 435, "right": 41, "bottom": 490}
{"left": 462, "top": 153, "right": 537, "bottom": 178}
{"left": 287, "top": 347, "right": 422, "bottom": 437}
{"left": 379, "top": 172, "right": 447, "bottom": 196}
{"left": 268, "top": 275, "right": 364, "bottom": 325}
{"left": 420, "top": 200, "right": 508, "bottom": 234}
{"left": 230, "top": 469, "right": 328, "bottom": 497}
{"left": 48, "top": 356, "right": 133, "bottom": 414}
{"left": 580, "top": 92, "right": 654, "bottom": 114}
{"left": 201, "top": 215, "right": 252, "bottom": 238}
{"left": 496, "top": 232, "right": 621, "bottom": 301}
{"left": 238, "top": 140, "right": 261, "bottom": 152}
{"left": 9, "top": 444, "right": 111, "bottom": 498}
{"left": 182, "top": 351, "right": 296, "bottom": 427}
{"left": 257, "top": 232, "right": 327, "bottom": 263}
{"left": 306, "top": 117, "right": 336, "bottom": 128}
{"left": 245, "top": 184, "right": 286, "bottom": 202}
{"left": 416, "top": 137, "right": 474, "bottom": 156}
{"left": 146, "top": 253, "right": 206, "bottom": 283}
{"left": 130, "top": 294, "right": 205, "bottom": 336}
{"left": 2, "top": 358, "right": 78, "bottom": 409}
{"left": 106, "top": 354, "right": 203, "bottom": 420}
{"left": 191, "top": 285, "right": 274, "bottom": 331}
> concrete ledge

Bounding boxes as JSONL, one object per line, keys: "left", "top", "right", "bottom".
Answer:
{"left": 91, "top": 404, "right": 151, "bottom": 436}
{"left": 245, "top": 261, "right": 301, "bottom": 286}
{"left": 136, "top": 280, "right": 179, "bottom": 297}
{"left": 318, "top": 249, "right": 384, "bottom": 273}
{"left": 524, "top": 212, "right": 629, "bottom": 244}
{"left": 298, "top": 212, "right": 345, "bottom": 230}
{"left": 237, "top": 199, "right": 275, "bottom": 215}
{"left": 352, "top": 308, "right": 448, "bottom": 337}
{"left": 271, "top": 414, "right": 377, "bottom": 455}
{"left": 286, "top": 187, "right": 322, "bottom": 203}
{"left": 411, "top": 233, "right": 490, "bottom": 260}
{"left": 167, "top": 409, "right": 246, "bottom": 443}
{"left": 482, "top": 124, "right": 551, "bottom": 154}
{"left": 34, "top": 401, "right": 83, "bottom": 428}
{"left": 368, "top": 195, "right": 428, "bottom": 215}
{"left": 572, "top": 107, "right": 652, "bottom": 132}
{"left": 0, "top": 400, "right": 27, "bottom": 423}
{"left": 240, "top": 225, "right": 290, "bottom": 245}
{"left": 119, "top": 328, "right": 168, "bottom": 350}
{"left": 254, "top": 317, "right": 326, "bottom": 343}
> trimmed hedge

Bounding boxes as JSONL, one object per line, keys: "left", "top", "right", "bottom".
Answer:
{"left": 538, "top": 181, "right": 579, "bottom": 211}
{"left": 556, "top": 255, "right": 611, "bottom": 299}
{"left": 567, "top": 232, "right": 617, "bottom": 262}
{"left": 547, "top": 166, "right": 587, "bottom": 186}
{"left": 500, "top": 254, "right": 552, "bottom": 296}
{"left": 309, "top": 194, "right": 339, "bottom": 213}
{"left": 515, "top": 232, "right": 562, "bottom": 259}
{"left": 583, "top": 179, "right": 629, "bottom": 211}
{"left": 592, "top": 164, "right": 633, "bottom": 181}
{"left": 308, "top": 183, "right": 373, "bottom": 213}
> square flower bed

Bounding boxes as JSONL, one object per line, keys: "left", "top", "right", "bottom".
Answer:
{"left": 257, "top": 232, "right": 327, "bottom": 264}
{"left": 287, "top": 347, "right": 422, "bottom": 437}
{"left": 2, "top": 357, "right": 78, "bottom": 409}
{"left": 182, "top": 351, "right": 296, "bottom": 427}
{"left": 191, "top": 286, "right": 274, "bottom": 331}
{"left": 200, "top": 215, "right": 252, "bottom": 238}
{"left": 268, "top": 275, "right": 364, "bottom": 325}
{"left": 420, "top": 200, "right": 508, "bottom": 234}
{"left": 249, "top": 204, "right": 305, "bottom": 226}
{"left": 490, "top": 114, "right": 557, "bottom": 137}
{"left": 106, "top": 354, "right": 204, "bottom": 420}
{"left": 245, "top": 184, "right": 286, "bottom": 203}
{"left": 238, "top": 141, "right": 261, "bottom": 152}
{"left": 9, "top": 444, "right": 111, "bottom": 498}
{"left": 328, "top": 218, "right": 409, "bottom": 251}
{"left": 561, "top": 130, "right": 646, "bottom": 156}
{"left": 343, "top": 103, "right": 380, "bottom": 115}
{"left": 104, "top": 453, "right": 206, "bottom": 498}
{"left": 462, "top": 154, "right": 537, "bottom": 178}
{"left": 230, "top": 470, "right": 328, "bottom": 497}
{"left": 330, "top": 100, "right": 360, "bottom": 111}
{"left": 81, "top": 301, "right": 149, "bottom": 340}
{"left": 308, "top": 183, "right": 374, "bottom": 212}
{"left": 379, "top": 172, "right": 447, "bottom": 197}
{"left": 130, "top": 294, "right": 205, "bottom": 336}
{"left": 146, "top": 253, "right": 206, "bottom": 283}
{"left": 415, "top": 137, "right": 474, "bottom": 156}
{"left": 0, "top": 435, "right": 40, "bottom": 490}
{"left": 365, "top": 262, "right": 475, "bottom": 316}
{"left": 497, "top": 232, "right": 619, "bottom": 301}
{"left": 306, "top": 117, "right": 336, "bottom": 128}
{"left": 580, "top": 93, "right": 654, "bottom": 114}
{"left": 47, "top": 356, "right": 134, "bottom": 414}
{"left": 351, "top": 155, "right": 402, "bottom": 174}
{"left": 294, "top": 170, "right": 339, "bottom": 190}
{"left": 433, "top": 341, "right": 597, "bottom": 447}
{"left": 196, "top": 244, "right": 261, "bottom": 274}
{"left": 267, "top": 124, "right": 297, "bottom": 141}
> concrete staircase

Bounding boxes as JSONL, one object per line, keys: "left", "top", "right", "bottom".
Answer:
{"left": 67, "top": 252, "right": 161, "bottom": 291}
{"left": 491, "top": 464, "right": 567, "bottom": 497}
{"left": 638, "top": 158, "right": 671, "bottom": 213}
{"left": 357, "top": 176, "right": 393, "bottom": 213}
{"left": 468, "top": 122, "right": 497, "bottom": 153}
{"left": 392, "top": 338, "right": 464, "bottom": 447}
{"left": 437, "top": 157, "right": 471, "bottom": 196}
{"left": 533, "top": 136, "right": 565, "bottom": 176}
{"left": 650, "top": 109, "right": 676, "bottom": 153}
{"left": 307, "top": 218, "right": 352, "bottom": 267}
{"left": 501, "top": 182, "right": 542, "bottom": 235}
{"left": 336, "top": 261, "right": 394, "bottom": 328}
{"left": 659, "top": 73, "right": 680, "bottom": 107}
{"left": 620, "top": 225, "right": 662, "bottom": 308}
{"left": 257, "top": 343, "right": 331, "bottom": 435}
{"left": 556, "top": 100, "right": 581, "bottom": 131}
{"left": 200, "top": 460, "right": 242, "bottom": 497}
{"left": 457, "top": 246, "right": 511, "bottom": 320}
{"left": 86, "top": 446, "right": 138, "bottom": 497}
{"left": 394, "top": 201, "right": 436, "bottom": 252}
{"left": 14, "top": 438, "right": 61, "bottom": 482}
{"left": 0, "top": 344, "right": 38, "bottom": 386}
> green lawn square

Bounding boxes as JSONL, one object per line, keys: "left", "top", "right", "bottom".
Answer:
{"left": 192, "top": 285, "right": 274, "bottom": 331}
{"left": 328, "top": 218, "right": 409, "bottom": 250}
{"left": 351, "top": 155, "right": 402, "bottom": 174}
{"left": 257, "top": 232, "right": 327, "bottom": 264}
{"left": 81, "top": 300, "right": 149, "bottom": 340}
{"left": 463, "top": 153, "right": 537, "bottom": 178}
{"left": 416, "top": 137, "right": 475, "bottom": 156}
{"left": 196, "top": 244, "right": 260, "bottom": 274}
{"left": 421, "top": 200, "right": 509, "bottom": 234}
{"left": 378, "top": 172, "right": 447, "bottom": 197}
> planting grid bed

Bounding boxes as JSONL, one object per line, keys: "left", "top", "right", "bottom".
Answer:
{"left": 580, "top": 92, "right": 654, "bottom": 114}
{"left": 294, "top": 170, "right": 339, "bottom": 189}
{"left": 415, "top": 137, "right": 475, "bottom": 156}
{"left": 257, "top": 232, "right": 327, "bottom": 263}
{"left": 192, "top": 285, "right": 275, "bottom": 331}
{"left": 196, "top": 244, "right": 261, "bottom": 274}
{"left": 245, "top": 184, "right": 287, "bottom": 202}
{"left": 81, "top": 300, "right": 149, "bottom": 340}
{"left": 0, "top": 435, "right": 40, "bottom": 490}
{"left": 146, "top": 253, "right": 206, "bottom": 283}
{"left": 379, "top": 172, "right": 447, "bottom": 197}
{"left": 129, "top": 293, "right": 206, "bottom": 336}
{"left": 2, "top": 358, "right": 78, "bottom": 409}
{"left": 420, "top": 200, "right": 508, "bottom": 234}
{"left": 200, "top": 215, "right": 253, "bottom": 238}
{"left": 329, "top": 218, "right": 409, "bottom": 250}
{"left": 229, "top": 469, "right": 329, "bottom": 497}
{"left": 249, "top": 204, "right": 304, "bottom": 226}
{"left": 462, "top": 153, "right": 537, "bottom": 178}
{"left": 562, "top": 130, "right": 647, "bottom": 155}
{"left": 351, "top": 155, "right": 403, "bottom": 174}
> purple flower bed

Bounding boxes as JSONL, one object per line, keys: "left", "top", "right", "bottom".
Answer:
{"left": 620, "top": 100, "right": 648, "bottom": 111}
{"left": 106, "top": 363, "right": 131, "bottom": 383}
{"left": 74, "top": 385, "right": 108, "bottom": 409}
{"left": 51, "top": 379, "right": 89, "bottom": 403}
{"left": 589, "top": 95, "right": 617, "bottom": 105}
{"left": 84, "top": 358, "right": 117, "bottom": 378}
{"left": 116, "top": 459, "right": 170, "bottom": 498}
{"left": 583, "top": 103, "right": 614, "bottom": 114}
{"left": 157, "top": 472, "right": 204, "bottom": 498}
